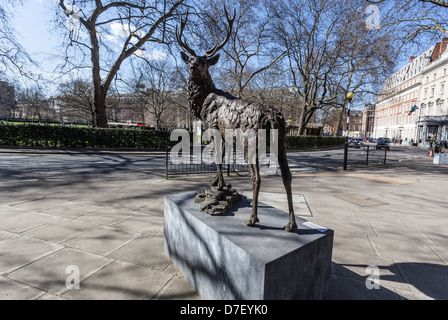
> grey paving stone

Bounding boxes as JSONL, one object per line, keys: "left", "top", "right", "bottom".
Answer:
{"left": 8, "top": 248, "right": 112, "bottom": 295}
{"left": 23, "top": 218, "right": 96, "bottom": 243}
{"left": 0, "top": 230, "right": 20, "bottom": 242}
{"left": 0, "top": 211, "right": 59, "bottom": 233}
{"left": 331, "top": 251, "right": 410, "bottom": 291}
{"left": 108, "top": 235, "right": 170, "bottom": 269}
{"left": 62, "top": 226, "right": 140, "bottom": 256}
{"left": 0, "top": 275, "right": 45, "bottom": 300}
{"left": 62, "top": 260, "right": 174, "bottom": 300}
{"left": 0, "top": 236, "right": 63, "bottom": 274}
{"left": 152, "top": 275, "right": 201, "bottom": 300}
{"left": 74, "top": 207, "right": 135, "bottom": 227}
{"left": 41, "top": 202, "right": 103, "bottom": 219}
{"left": 11, "top": 198, "right": 69, "bottom": 212}
{"left": 395, "top": 262, "right": 448, "bottom": 300}
{"left": 368, "top": 236, "right": 445, "bottom": 264}
{"left": 327, "top": 274, "right": 401, "bottom": 300}
{"left": 111, "top": 214, "right": 163, "bottom": 235}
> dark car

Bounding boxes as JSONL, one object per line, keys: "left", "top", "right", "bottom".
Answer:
{"left": 348, "top": 137, "right": 363, "bottom": 148}
{"left": 375, "top": 137, "right": 390, "bottom": 150}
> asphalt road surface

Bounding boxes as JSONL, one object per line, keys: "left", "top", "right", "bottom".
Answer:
{"left": 0, "top": 146, "right": 429, "bottom": 182}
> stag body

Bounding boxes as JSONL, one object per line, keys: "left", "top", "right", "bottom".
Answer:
{"left": 178, "top": 10, "right": 297, "bottom": 232}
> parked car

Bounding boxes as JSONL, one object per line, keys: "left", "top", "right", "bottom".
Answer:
{"left": 375, "top": 137, "right": 390, "bottom": 150}
{"left": 348, "top": 137, "right": 363, "bottom": 148}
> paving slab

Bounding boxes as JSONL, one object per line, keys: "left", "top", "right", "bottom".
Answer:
{"left": 111, "top": 215, "right": 164, "bottom": 235}
{"left": 23, "top": 218, "right": 97, "bottom": 243}
{"left": 1, "top": 148, "right": 448, "bottom": 300}
{"left": 41, "top": 202, "right": 103, "bottom": 219}
{"left": 11, "top": 198, "right": 69, "bottom": 212}
{"left": 62, "top": 226, "right": 140, "bottom": 256}
{"left": 367, "top": 235, "right": 444, "bottom": 264}
{"left": 62, "top": 260, "right": 174, "bottom": 300}
{"left": 0, "top": 236, "right": 63, "bottom": 274}
{"left": 0, "top": 275, "right": 45, "bottom": 300}
{"left": 395, "top": 262, "right": 448, "bottom": 299}
{"left": 108, "top": 235, "right": 170, "bottom": 270}
{"left": 7, "top": 248, "right": 113, "bottom": 295}
{"left": 0, "top": 211, "right": 59, "bottom": 233}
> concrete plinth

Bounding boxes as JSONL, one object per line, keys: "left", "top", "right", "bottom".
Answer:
{"left": 433, "top": 153, "right": 448, "bottom": 165}
{"left": 164, "top": 192, "right": 333, "bottom": 300}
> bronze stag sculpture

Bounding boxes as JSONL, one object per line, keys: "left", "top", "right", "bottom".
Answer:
{"left": 177, "top": 9, "right": 297, "bottom": 232}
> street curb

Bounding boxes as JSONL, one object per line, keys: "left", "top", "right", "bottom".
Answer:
{"left": 0, "top": 147, "right": 166, "bottom": 156}
{"left": 1, "top": 145, "right": 345, "bottom": 155}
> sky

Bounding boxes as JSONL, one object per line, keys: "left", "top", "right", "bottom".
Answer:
{"left": 10, "top": 0, "right": 168, "bottom": 96}
{"left": 8, "top": 0, "right": 442, "bottom": 100}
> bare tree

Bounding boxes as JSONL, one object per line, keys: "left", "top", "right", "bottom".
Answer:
{"left": 58, "top": 78, "right": 95, "bottom": 125}
{"left": 198, "top": 0, "right": 285, "bottom": 98}
{"left": 367, "top": 0, "right": 448, "bottom": 40}
{"left": 0, "top": 0, "right": 35, "bottom": 80}
{"left": 17, "top": 87, "right": 49, "bottom": 122}
{"left": 124, "top": 60, "right": 179, "bottom": 130}
{"left": 54, "top": 0, "right": 185, "bottom": 128}
{"left": 271, "top": 0, "right": 398, "bottom": 135}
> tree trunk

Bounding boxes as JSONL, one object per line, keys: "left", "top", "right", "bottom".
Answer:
{"left": 334, "top": 107, "right": 344, "bottom": 137}
{"left": 297, "top": 104, "right": 308, "bottom": 135}
{"left": 94, "top": 91, "right": 108, "bottom": 128}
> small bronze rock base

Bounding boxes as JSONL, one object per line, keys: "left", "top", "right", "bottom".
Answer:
{"left": 195, "top": 184, "right": 241, "bottom": 216}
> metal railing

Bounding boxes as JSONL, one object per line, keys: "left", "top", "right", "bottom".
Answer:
{"left": 165, "top": 145, "right": 218, "bottom": 179}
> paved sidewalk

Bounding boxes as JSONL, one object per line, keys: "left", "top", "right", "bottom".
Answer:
{"left": 1, "top": 153, "right": 448, "bottom": 299}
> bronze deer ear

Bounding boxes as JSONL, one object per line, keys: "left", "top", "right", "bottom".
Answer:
{"left": 208, "top": 54, "right": 220, "bottom": 66}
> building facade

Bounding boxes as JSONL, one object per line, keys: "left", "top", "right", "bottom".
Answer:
{"left": 362, "top": 103, "right": 376, "bottom": 139}
{"left": 0, "top": 81, "right": 15, "bottom": 119}
{"left": 375, "top": 37, "right": 448, "bottom": 144}
{"left": 347, "top": 110, "right": 363, "bottom": 138}
{"left": 418, "top": 39, "right": 448, "bottom": 143}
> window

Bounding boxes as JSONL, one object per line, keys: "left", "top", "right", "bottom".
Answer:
{"left": 431, "top": 87, "right": 435, "bottom": 97}
{"left": 433, "top": 73, "right": 437, "bottom": 81}
{"left": 424, "top": 89, "right": 428, "bottom": 99}
{"left": 441, "top": 83, "right": 445, "bottom": 96}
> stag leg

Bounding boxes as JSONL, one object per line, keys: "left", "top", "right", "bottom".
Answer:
{"left": 212, "top": 164, "right": 225, "bottom": 191}
{"left": 278, "top": 147, "right": 297, "bottom": 232}
{"left": 245, "top": 163, "right": 261, "bottom": 227}
{"left": 212, "top": 140, "right": 225, "bottom": 191}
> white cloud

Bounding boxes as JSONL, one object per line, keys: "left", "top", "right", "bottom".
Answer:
{"left": 148, "top": 50, "right": 166, "bottom": 61}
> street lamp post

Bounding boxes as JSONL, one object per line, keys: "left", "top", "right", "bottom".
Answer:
{"left": 343, "top": 92, "right": 354, "bottom": 170}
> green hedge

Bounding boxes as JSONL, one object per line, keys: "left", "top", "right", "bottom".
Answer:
{"left": 0, "top": 124, "right": 346, "bottom": 150}
{"left": 286, "top": 135, "right": 346, "bottom": 149}
{"left": 0, "top": 124, "right": 170, "bottom": 149}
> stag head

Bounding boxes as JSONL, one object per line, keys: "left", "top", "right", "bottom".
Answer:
{"left": 177, "top": 7, "right": 235, "bottom": 79}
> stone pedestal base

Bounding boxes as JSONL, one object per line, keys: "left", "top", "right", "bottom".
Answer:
{"left": 164, "top": 192, "right": 333, "bottom": 300}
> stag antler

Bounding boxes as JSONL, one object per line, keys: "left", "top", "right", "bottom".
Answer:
{"left": 176, "top": 9, "right": 197, "bottom": 56}
{"left": 205, "top": 6, "right": 236, "bottom": 57}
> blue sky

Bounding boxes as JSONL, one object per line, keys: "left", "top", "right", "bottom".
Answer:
{"left": 10, "top": 0, "right": 167, "bottom": 95}
{"left": 14, "top": 0, "right": 57, "bottom": 57}
{"left": 11, "top": 0, "right": 68, "bottom": 94}
{"left": 9, "top": 0, "right": 439, "bottom": 99}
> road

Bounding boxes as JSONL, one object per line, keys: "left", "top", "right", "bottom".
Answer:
{"left": 0, "top": 145, "right": 429, "bottom": 182}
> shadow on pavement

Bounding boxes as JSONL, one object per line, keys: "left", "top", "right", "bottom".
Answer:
{"left": 328, "top": 262, "right": 448, "bottom": 300}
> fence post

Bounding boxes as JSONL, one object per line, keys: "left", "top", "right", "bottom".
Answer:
{"left": 343, "top": 142, "right": 348, "bottom": 170}
{"left": 366, "top": 146, "right": 369, "bottom": 167}
{"left": 384, "top": 148, "right": 387, "bottom": 165}
{"left": 165, "top": 144, "right": 169, "bottom": 180}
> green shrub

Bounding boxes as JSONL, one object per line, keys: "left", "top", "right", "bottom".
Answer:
{"left": 0, "top": 124, "right": 346, "bottom": 150}
{"left": 0, "top": 124, "right": 171, "bottom": 150}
